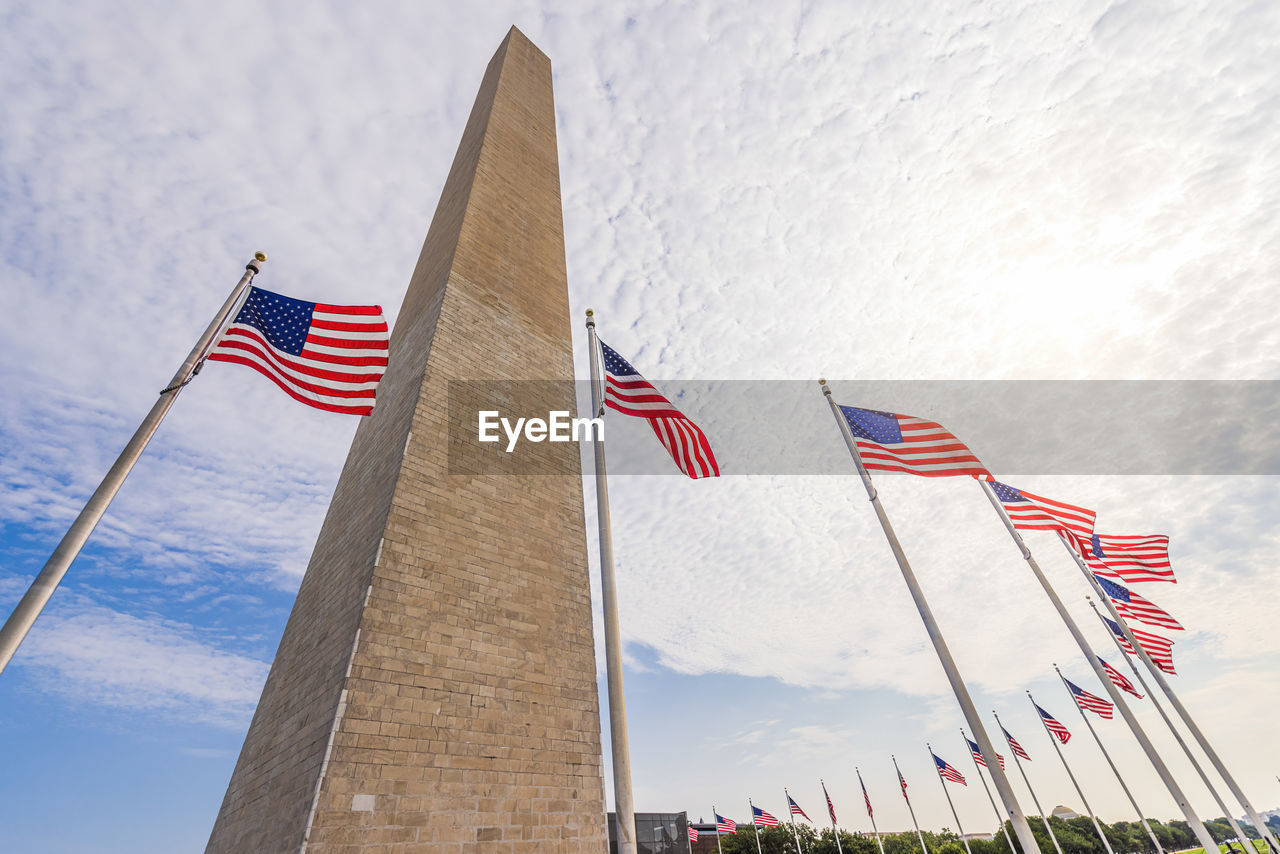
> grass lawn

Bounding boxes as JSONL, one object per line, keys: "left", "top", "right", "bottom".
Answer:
{"left": 1173, "top": 840, "right": 1270, "bottom": 854}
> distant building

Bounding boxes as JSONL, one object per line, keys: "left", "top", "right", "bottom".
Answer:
{"left": 609, "top": 812, "right": 693, "bottom": 854}
{"left": 1051, "top": 805, "right": 1082, "bottom": 820}
{"left": 964, "top": 832, "right": 997, "bottom": 841}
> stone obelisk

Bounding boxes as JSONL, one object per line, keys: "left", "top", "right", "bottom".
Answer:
{"left": 206, "top": 27, "right": 608, "bottom": 853}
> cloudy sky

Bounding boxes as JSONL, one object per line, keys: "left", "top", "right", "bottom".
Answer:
{"left": 2, "top": 1, "right": 1278, "bottom": 852}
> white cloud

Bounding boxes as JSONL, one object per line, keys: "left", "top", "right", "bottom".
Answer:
{"left": 1, "top": 0, "right": 1278, "bottom": 843}
{"left": 15, "top": 600, "right": 269, "bottom": 729}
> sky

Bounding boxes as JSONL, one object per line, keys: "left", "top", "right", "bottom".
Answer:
{"left": 1, "top": 1, "right": 1278, "bottom": 852}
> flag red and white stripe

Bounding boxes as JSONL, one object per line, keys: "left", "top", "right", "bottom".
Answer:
{"left": 1095, "top": 575, "right": 1184, "bottom": 631}
{"left": 788, "top": 796, "right": 811, "bottom": 822}
{"left": 987, "top": 480, "right": 1096, "bottom": 543}
{"left": 688, "top": 826, "right": 698, "bottom": 842}
{"left": 753, "top": 806, "right": 779, "bottom": 827}
{"left": 1087, "top": 534, "right": 1176, "bottom": 584}
{"left": 208, "top": 285, "right": 388, "bottom": 415}
{"left": 716, "top": 814, "right": 737, "bottom": 834}
{"left": 934, "top": 754, "right": 967, "bottom": 785}
{"left": 599, "top": 340, "right": 719, "bottom": 478}
{"left": 1066, "top": 679, "right": 1115, "bottom": 719}
{"left": 861, "top": 779, "right": 874, "bottom": 819}
{"left": 1002, "top": 727, "right": 1031, "bottom": 761}
{"left": 822, "top": 782, "right": 838, "bottom": 824}
{"left": 1108, "top": 617, "right": 1177, "bottom": 674}
{"left": 968, "top": 739, "right": 1005, "bottom": 769}
{"left": 838, "top": 405, "right": 991, "bottom": 478}
{"left": 1099, "top": 657, "right": 1143, "bottom": 699}
{"left": 1035, "top": 704, "right": 1072, "bottom": 744}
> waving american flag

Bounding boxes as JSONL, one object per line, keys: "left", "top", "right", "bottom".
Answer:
{"left": 208, "top": 285, "right": 388, "bottom": 415}
{"left": 599, "top": 340, "right": 719, "bottom": 478}
{"left": 966, "top": 738, "right": 1004, "bottom": 769}
{"left": 1106, "top": 616, "right": 1177, "bottom": 674}
{"left": 1036, "top": 704, "right": 1072, "bottom": 743}
{"left": 1087, "top": 534, "right": 1175, "bottom": 584}
{"left": 1095, "top": 575, "right": 1183, "bottom": 631}
{"left": 1066, "top": 678, "right": 1115, "bottom": 719}
{"left": 986, "top": 480, "right": 1096, "bottom": 543}
{"left": 837, "top": 405, "right": 990, "bottom": 478}
{"left": 1098, "top": 656, "right": 1143, "bottom": 699}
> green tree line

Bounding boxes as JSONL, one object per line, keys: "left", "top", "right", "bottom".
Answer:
{"left": 702, "top": 814, "right": 1263, "bottom": 854}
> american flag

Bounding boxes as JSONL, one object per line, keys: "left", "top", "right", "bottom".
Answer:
{"left": 688, "top": 826, "right": 698, "bottom": 842}
{"left": 1099, "top": 656, "right": 1143, "bottom": 699}
{"left": 716, "top": 814, "right": 737, "bottom": 834}
{"left": 1087, "top": 534, "right": 1176, "bottom": 584}
{"left": 965, "top": 738, "right": 1005, "bottom": 769}
{"left": 1066, "top": 678, "right": 1115, "bottom": 719}
{"left": 933, "top": 753, "right": 966, "bottom": 785}
{"left": 1036, "top": 704, "right": 1072, "bottom": 743}
{"left": 987, "top": 480, "right": 1096, "bottom": 543}
{"left": 837, "top": 405, "right": 990, "bottom": 478}
{"left": 822, "top": 781, "right": 838, "bottom": 824}
{"left": 860, "top": 777, "right": 874, "bottom": 819}
{"left": 207, "top": 285, "right": 388, "bottom": 415}
{"left": 752, "top": 806, "right": 779, "bottom": 827}
{"left": 1105, "top": 616, "right": 1176, "bottom": 674}
{"left": 899, "top": 771, "right": 910, "bottom": 800}
{"left": 788, "top": 796, "right": 811, "bottom": 822}
{"left": 1001, "top": 727, "right": 1031, "bottom": 761}
{"left": 598, "top": 340, "right": 719, "bottom": 478}
{"left": 1094, "top": 575, "right": 1183, "bottom": 631}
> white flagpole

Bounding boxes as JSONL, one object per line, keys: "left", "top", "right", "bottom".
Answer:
{"left": 819, "top": 381, "right": 1040, "bottom": 854}
{"left": 961, "top": 729, "right": 1020, "bottom": 854}
{"left": 929, "top": 745, "right": 973, "bottom": 854}
{"left": 821, "top": 780, "right": 844, "bottom": 854}
{"left": 1024, "top": 691, "right": 1116, "bottom": 854}
{"left": 585, "top": 310, "right": 637, "bottom": 854}
{"left": 857, "top": 768, "right": 887, "bottom": 854}
{"left": 749, "top": 798, "right": 765, "bottom": 854}
{"left": 1054, "top": 665, "right": 1165, "bottom": 854}
{"left": 713, "top": 806, "right": 724, "bottom": 854}
{"left": 975, "top": 479, "right": 1219, "bottom": 854}
{"left": 0, "top": 252, "right": 266, "bottom": 675}
{"left": 1060, "top": 535, "right": 1280, "bottom": 854}
{"left": 894, "top": 756, "right": 931, "bottom": 854}
{"left": 1027, "top": 691, "right": 1117, "bottom": 854}
{"left": 990, "top": 715, "right": 1063, "bottom": 854}
{"left": 1088, "top": 599, "right": 1255, "bottom": 854}
{"left": 785, "top": 788, "right": 805, "bottom": 854}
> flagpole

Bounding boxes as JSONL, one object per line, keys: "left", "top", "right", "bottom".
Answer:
{"left": 819, "top": 380, "right": 1040, "bottom": 854}
{"left": 857, "top": 768, "right": 887, "bottom": 854}
{"left": 894, "top": 756, "right": 931, "bottom": 854}
{"left": 1060, "top": 535, "right": 1280, "bottom": 854}
{"left": 961, "top": 729, "right": 1020, "bottom": 854}
{"left": 1088, "top": 600, "right": 1254, "bottom": 854}
{"left": 976, "top": 480, "right": 1219, "bottom": 854}
{"left": 585, "top": 310, "right": 638, "bottom": 854}
{"left": 0, "top": 252, "right": 266, "bottom": 675}
{"left": 785, "top": 788, "right": 805, "bottom": 854}
{"left": 1054, "top": 665, "right": 1165, "bottom": 854}
{"left": 991, "top": 714, "right": 1063, "bottom": 854}
{"left": 1027, "top": 691, "right": 1116, "bottom": 854}
{"left": 930, "top": 745, "right": 973, "bottom": 854}
{"left": 822, "top": 780, "right": 844, "bottom": 854}
{"left": 748, "top": 798, "right": 765, "bottom": 854}
{"left": 714, "top": 806, "right": 724, "bottom": 854}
